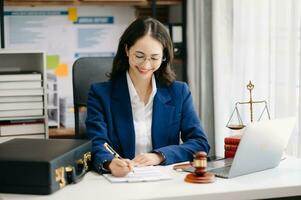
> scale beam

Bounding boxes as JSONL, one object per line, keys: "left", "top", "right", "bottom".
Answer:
{"left": 226, "top": 81, "right": 271, "bottom": 130}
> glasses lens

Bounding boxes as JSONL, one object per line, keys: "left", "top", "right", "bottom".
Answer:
{"left": 133, "top": 55, "right": 145, "bottom": 65}
{"left": 132, "top": 54, "right": 163, "bottom": 66}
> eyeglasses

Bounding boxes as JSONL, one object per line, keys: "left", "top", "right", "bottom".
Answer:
{"left": 131, "top": 53, "right": 166, "bottom": 66}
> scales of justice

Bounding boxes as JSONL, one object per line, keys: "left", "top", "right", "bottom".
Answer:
{"left": 226, "top": 81, "right": 271, "bottom": 130}
{"left": 183, "top": 81, "right": 271, "bottom": 184}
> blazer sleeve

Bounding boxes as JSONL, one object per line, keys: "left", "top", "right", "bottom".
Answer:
{"left": 153, "top": 83, "right": 210, "bottom": 165}
{"left": 85, "top": 84, "right": 114, "bottom": 173}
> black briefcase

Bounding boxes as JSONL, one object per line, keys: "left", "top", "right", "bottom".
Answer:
{"left": 0, "top": 138, "right": 92, "bottom": 195}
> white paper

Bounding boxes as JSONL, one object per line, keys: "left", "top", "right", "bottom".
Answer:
{"left": 103, "top": 166, "right": 172, "bottom": 183}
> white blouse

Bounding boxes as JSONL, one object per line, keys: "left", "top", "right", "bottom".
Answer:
{"left": 126, "top": 71, "right": 157, "bottom": 156}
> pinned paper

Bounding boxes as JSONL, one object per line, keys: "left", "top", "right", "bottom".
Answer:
{"left": 171, "top": 25, "right": 183, "bottom": 43}
{"left": 55, "top": 63, "right": 68, "bottom": 77}
{"left": 68, "top": 7, "right": 77, "bottom": 22}
{"left": 47, "top": 55, "right": 60, "bottom": 69}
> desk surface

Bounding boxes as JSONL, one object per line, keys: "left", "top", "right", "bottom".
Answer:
{"left": 1, "top": 157, "right": 301, "bottom": 200}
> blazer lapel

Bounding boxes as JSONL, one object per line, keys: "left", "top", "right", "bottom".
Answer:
{"left": 111, "top": 74, "right": 135, "bottom": 159}
{"left": 152, "top": 82, "right": 175, "bottom": 149}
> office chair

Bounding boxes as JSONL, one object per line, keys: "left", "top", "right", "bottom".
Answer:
{"left": 72, "top": 57, "right": 113, "bottom": 139}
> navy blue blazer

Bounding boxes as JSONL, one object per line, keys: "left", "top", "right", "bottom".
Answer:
{"left": 86, "top": 73, "right": 210, "bottom": 172}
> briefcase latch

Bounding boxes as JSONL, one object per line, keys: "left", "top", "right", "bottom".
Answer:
{"left": 55, "top": 167, "right": 66, "bottom": 189}
{"left": 76, "top": 152, "right": 92, "bottom": 171}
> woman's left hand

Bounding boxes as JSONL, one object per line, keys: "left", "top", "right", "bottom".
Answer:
{"left": 133, "top": 153, "right": 164, "bottom": 167}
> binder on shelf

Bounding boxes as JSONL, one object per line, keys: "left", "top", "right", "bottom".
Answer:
{"left": 0, "top": 121, "right": 45, "bottom": 136}
{"left": 0, "top": 72, "right": 42, "bottom": 82}
{"left": 0, "top": 102, "right": 43, "bottom": 111}
{"left": 0, "top": 88, "right": 44, "bottom": 96}
{"left": 0, "top": 96, "right": 43, "bottom": 103}
{"left": 0, "top": 109, "right": 43, "bottom": 118}
{"left": 0, "top": 81, "right": 42, "bottom": 89}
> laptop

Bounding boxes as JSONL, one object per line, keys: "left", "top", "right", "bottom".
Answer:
{"left": 185, "top": 117, "right": 296, "bottom": 178}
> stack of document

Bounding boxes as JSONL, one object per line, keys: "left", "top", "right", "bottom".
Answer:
{"left": 103, "top": 166, "right": 172, "bottom": 183}
{"left": 0, "top": 72, "right": 46, "bottom": 143}
{"left": 0, "top": 72, "right": 44, "bottom": 118}
{"left": 59, "top": 97, "right": 75, "bottom": 128}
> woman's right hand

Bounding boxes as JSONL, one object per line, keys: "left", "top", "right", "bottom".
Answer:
{"left": 108, "top": 158, "right": 134, "bottom": 177}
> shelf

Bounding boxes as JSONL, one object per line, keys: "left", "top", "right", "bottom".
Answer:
{"left": 49, "top": 127, "right": 75, "bottom": 139}
{"left": 4, "top": 0, "right": 181, "bottom": 6}
{"left": 0, "top": 51, "right": 48, "bottom": 141}
{"left": 48, "top": 119, "right": 59, "bottom": 127}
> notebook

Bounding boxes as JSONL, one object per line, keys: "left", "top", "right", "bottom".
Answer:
{"left": 185, "top": 117, "right": 296, "bottom": 178}
{"left": 103, "top": 166, "right": 172, "bottom": 183}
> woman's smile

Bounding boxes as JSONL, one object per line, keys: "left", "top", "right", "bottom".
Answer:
{"left": 136, "top": 66, "right": 153, "bottom": 74}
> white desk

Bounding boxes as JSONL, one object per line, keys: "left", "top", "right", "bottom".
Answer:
{"left": 1, "top": 157, "right": 301, "bottom": 200}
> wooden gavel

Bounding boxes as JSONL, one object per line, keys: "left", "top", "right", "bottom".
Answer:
{"left": 185, "top": 151, "right": 215, "bottom": 184}
{"left": 192, "top": 152, "right": 207, "bottom": 176}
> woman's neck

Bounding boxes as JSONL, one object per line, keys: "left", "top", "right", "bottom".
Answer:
{"left": 128, "top": 72, "right": 152, "bottom": 104}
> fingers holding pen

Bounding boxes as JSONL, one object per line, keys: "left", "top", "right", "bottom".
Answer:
{"left": 109, "top": 158, "right": 134, "bottom": 177}
{"left": 103, "top": 143, "right": 135, "bottom": 176}
{"left": 123, "top": 159, "right": 135, "bottom": 172}
{"left": 115, "top": 158, "right": 134, "bottom": 171}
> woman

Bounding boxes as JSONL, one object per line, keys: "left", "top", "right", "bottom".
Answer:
{"left": 86, "top": 17, "right": 210, "bottom": 177}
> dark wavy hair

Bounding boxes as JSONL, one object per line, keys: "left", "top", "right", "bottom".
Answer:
{"left": 109, "top": 17, "right": 176, "bottom": 86}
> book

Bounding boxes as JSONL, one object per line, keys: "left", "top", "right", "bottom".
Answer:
{"left": 0, "top": 109, "right": 43, "bottom": 118}
{"left": 224, "top": 134, "right": 242, "bottom": 145}
{"left": 0, "top": 88, "right": 44, "bottom": 96}
{"left": 0, "top": 81, "right": 42, "bottom": 89}
{"left": 103, "top": 166, "right": 172, "bottom": 183}
{"left": 0, "top": 72, "right": 41, "bottom": 82}
{"left": 0, "top": 122, "right": 45, "bottom": 136}
{"left": 0, "top": 102, "right": 43, "bottom": 111}
{"left": 224, "top": 144, "right": 239, "bottom": 151}
{"left": 225, "top": 150, "right": 236, "bottom": 158}
{"left": 0, "top": 96, "right": 43, "bottom": 103}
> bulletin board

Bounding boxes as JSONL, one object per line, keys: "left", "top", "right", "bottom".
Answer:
{"left": 4, "top": 6, "right": 136, "bottom": 97}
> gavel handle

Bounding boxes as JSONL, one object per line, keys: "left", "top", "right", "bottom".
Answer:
{"left": 173, "top": 163, "right": 192, "bottom": 171}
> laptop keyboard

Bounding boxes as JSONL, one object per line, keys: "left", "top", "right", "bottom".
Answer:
{"left": 209, "top": 165, "right": 231, "bottom": 178}
{"left": 207, "top": 158, "right": 233, "bottom": 170}
{"left": 183, "top": 158, "right": 233, "bottom": 178}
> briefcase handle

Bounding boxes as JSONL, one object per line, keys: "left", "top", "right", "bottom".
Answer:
{"left": 55, "top": 152, "right": 91, "bottom": 189}
{"left": 66, "top": 152, "right": 92, "bottom": 184}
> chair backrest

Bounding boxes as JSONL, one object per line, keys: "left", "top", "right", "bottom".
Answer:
{"left": 72, "top": 57, "right": 113, "bottom": 138}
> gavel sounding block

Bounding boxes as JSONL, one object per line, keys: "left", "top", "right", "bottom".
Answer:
{"left": 185, "top": 172, "right": 215, "bottom": 184}
{"left": 184, "top": 151, "right": 215, "bottom": 184}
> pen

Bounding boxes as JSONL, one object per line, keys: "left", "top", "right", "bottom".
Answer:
{"left": 103, "top": 142, "right": 134, "bottom": 173}
{"left": 103, "top": 142, "right": 122, "bottom": 159}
